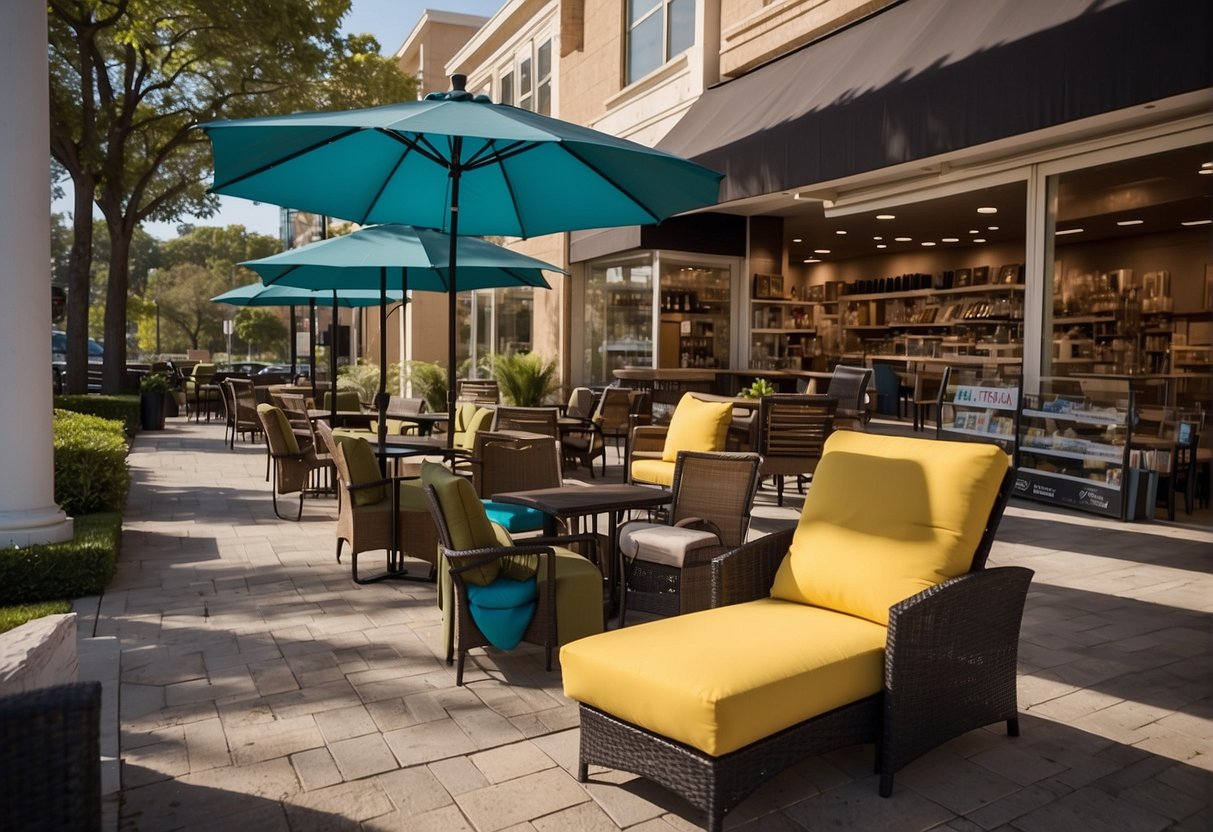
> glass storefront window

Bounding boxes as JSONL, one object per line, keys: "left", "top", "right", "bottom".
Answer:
{"left": 658, "top": 257, "right": 731, "bottom": 369}
{"left": 457, "top": 287, "right": 536, "bottom": 377}
{"left": 585, "top": 256, "right": 654, "bottom": 383}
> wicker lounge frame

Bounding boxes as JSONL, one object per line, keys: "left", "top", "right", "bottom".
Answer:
{"left": 577, "top": 470, "right": 1032, "bottom": 832}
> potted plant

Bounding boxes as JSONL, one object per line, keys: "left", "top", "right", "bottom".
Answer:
{"left": 139, "top": 372, "right": 173, "bottom": 431}
{"left": 740, "top": 378, "right": 777, "bottom": 399}
{"left": 487, "top": 352, "right": 559, "bottom": 406}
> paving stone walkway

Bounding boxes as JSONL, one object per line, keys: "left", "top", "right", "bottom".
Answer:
{"left": 74, "top": 419, "right": 1211, "bottom": 831}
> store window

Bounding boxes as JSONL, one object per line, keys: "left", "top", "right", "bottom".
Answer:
{"left": 1044, "top": 143, "right": 1211, "bottom": 399}
{"left": 658, "top": 257, "right": 731, "bottom": 369}
{"left": 584, "top": 256, "right": 654, "bottom": 383}
{"left": 626, "top": 0, "right": 695, "bottom": 85}
{"left": 457, "top": 287, "right": 536, "bottom": 376}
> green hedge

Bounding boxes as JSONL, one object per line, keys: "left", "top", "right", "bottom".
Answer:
{"left": 53, "top": 394, "right": 141, "bottom": 435}
{"left": 0, "top": 513, "right": 121, "bottom": 605}
{"left": 53, "top": 409, "right": 131, "bottom": 515}
{"left": 0, "top": 600, "right": 72, "bottom": 635}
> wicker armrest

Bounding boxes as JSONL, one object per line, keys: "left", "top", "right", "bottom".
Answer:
{"left": 882, "top": 566, "right": 1034, "bottom": 786}
{"left": 443, "top": 543, "right": 559, "bottom": 591}
{"left": 629, "top": 425, "right": 668, "bottom": 456}
{"left": 526, "top": 533, "right": 599, "bottom": 564}
{"left": 709, "top": 527, "right": 794, "bottom": 608}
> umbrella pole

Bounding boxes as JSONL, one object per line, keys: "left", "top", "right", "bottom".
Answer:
{"left": 446, "top": 138, "right": 463, "bottom": 452}
{"left": 289, "top": 309, "right": 298, "bottom": 382}
{"left": 330, "top": 290, "right": 339, "bottom": 425}
{"left": 309, "top": 299, "right": 317, "bottom": 400}
{"left": 377, "top": 266, "right": 389, "bottom": 476}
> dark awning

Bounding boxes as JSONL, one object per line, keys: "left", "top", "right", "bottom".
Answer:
{"left": 659, "top": 0, "right": 1212, "bottom": 204}
{"left": 569, "top": 212, "right": 746, "bottom": 263}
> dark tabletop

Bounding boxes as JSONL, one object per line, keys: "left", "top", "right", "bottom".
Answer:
{"left": 491, "top": 484, "right": 671, "bottom": 516}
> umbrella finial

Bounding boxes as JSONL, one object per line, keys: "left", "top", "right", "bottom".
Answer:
{"left": 450, "top": 74, "right": 467, "bottom": 91}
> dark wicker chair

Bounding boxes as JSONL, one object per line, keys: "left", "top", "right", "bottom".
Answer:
{"left": 256, "top": 404, "right": 332, "bottom": 521}
{"left": 491, "top": 406, "right": 561, "bottom": 439}
{"left": 0, "top": 681, "right": 102, "bottom": 832}
{"left": 757, "top": 394, "right": 836, "bottom": 506}
{"left": 572, "top": 462, "right": 1029, "bottom": 832}
{"left": 617, "top": 451, "right": 760, "bottom": 624}
{"left": 456, "top": 378, "right": 500, "bottom": 404}
{"left": 827, "top": 364, "right": 872, "bottom": 430}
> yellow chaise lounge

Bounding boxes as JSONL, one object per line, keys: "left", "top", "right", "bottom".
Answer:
{"left": 562, "top": 431, "right": 1031, "bottom": 832}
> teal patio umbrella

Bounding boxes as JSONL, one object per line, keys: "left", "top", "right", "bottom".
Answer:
{"left": 202, "top": 75, "right": 722, "bottom": 443}
{"left": 212, "top": 282, "right": 405, "bottom": 414}
{"left": 238, "top": 224, "right": 562, "bottom": 452}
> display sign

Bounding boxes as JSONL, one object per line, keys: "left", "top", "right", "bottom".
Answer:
{"left": 1013, "top": 471, "right": 1121, "bottom": 519}
{"left": 953, "top": 385, "right": 1018, "bottom": 411}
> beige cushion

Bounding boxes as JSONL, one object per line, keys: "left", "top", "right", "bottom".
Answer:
{"left": 619, "top": 523, "right": 720, "bottom": 568}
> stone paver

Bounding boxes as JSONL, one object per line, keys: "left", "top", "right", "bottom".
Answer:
{"left": 96, "top": 420, "right": 1211, "bottom": 831}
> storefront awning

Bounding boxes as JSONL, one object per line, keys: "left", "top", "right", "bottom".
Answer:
{"left": 659, "top": 0, "right": 1212, "bottom": 204}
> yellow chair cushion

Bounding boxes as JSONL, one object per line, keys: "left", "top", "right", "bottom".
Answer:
{"left": 771, "top": 431, "right": 1008, "bottom": 625}
{"left": 421, "top": 461, "right": 500, "bottom": 585}
{"left": 562, "top": 598, "right": 886, "bottom": 756}
{"left": 456, "top": 407, "right": 493, "bottom": 451}
{"left": 333, "top": 435, "right": 383, "bottom": 506}
{"left": 630, "top": 458, "right": 675, "bottom": 487}
{"left": 662, "top": 394, "right": 733, "bottom": 462}
{"left": 257, "top": 404, "right": 299, "bottom": 454}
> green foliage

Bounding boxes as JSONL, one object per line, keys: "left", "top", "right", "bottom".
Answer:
{"left": 234, "top": 307, "right": 289, "bottom": 356}
{"left": 488, "top": 352, "right": 561, "bottom": 406}
{"left": 139, "top": 372, "right": 175, "bottom": 394}
{"left": 337, "top": 363, "right": 384, "bottom": 404}
{"left": 741, "top": 378, "right": 777, "bottom": 399}
{"left": 53, "top": 410, "right": 131, "bottom": 516}
{"left": 0, "top": 601, "right": 73, "bottom": 635}
{"left": 0, "top": 513, "right": 122, "bottom": 605}
{"left": 405, "top": 361, "right": 449, "bottom": 413}
{"left": 54, "top": 395, "right": 141, "bottom": 436}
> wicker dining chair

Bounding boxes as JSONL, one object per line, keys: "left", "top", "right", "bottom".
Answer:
{"left": 456, "top": 378, "right": 500, "bottom": 404}
{"left": 225, "top": 378, "right": 263, "bottom": 447}
{"left": 618, "top": 451, "right": 761, "bottom": 624}
{"left": 256, "top": 403, "right": 333, "bottom": 521}
{"left": 594, "top": 387, "right": 635, "bottom": 465}
{"left": 315, "top": 422, "right": 439, "bottom": 584}
{"left": 757, "top": 394, "right": 837, "bottom": 506}
{"left": 471, "top": 431, "right": 563, "bottom": 535}
{"left": 912, "top": 365, "right": 949, "bottom": 432}
{"left": 828, "top": 364, "right": 873, "bottom": 430}
{"left": 492, "top": 406, "right": 561, "bottom": 439}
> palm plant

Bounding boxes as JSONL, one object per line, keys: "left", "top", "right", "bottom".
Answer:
{"left": 405, "top": 360, "right": 448, "bottom": 412}
{"left": 488, "top": 352, "right": 560, "bottom": 406}
{"left": 336, "top": 362, "right": 382, "bottom": 405}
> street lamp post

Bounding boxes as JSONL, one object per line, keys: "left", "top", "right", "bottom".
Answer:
{"left": 154, "top": 296, "right": 161, "bottom": 358}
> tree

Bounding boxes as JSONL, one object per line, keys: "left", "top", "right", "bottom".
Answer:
{"left": 49, "top": 2, "right": 417, "bottom": 392}
{"left": 234, "top": 308, "right": 288, "bottom": 357}
{"left": 147, "top": 263, "right": 228, "bottom": 353}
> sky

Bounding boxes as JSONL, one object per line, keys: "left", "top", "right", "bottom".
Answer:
{"left": 52, "top": 0, "right": 502, "bottom": 240}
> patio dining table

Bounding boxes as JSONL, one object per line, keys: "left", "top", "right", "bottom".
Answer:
{"left": 490, "top": 484, "right": 672, "bottom": 612}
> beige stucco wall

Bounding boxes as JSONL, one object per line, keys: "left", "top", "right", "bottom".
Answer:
{"left": 397, "top": 17, "right": 489, "bottom": 98}
{"left": 718, "top": 0, "right": 894, "bottom": 77}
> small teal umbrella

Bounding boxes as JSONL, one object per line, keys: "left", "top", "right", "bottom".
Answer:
{"left": 213, "top": 282, "right": 405, "bottom": 403}
{"left": 202, "top": 74, "right": 722, "bottom": 442}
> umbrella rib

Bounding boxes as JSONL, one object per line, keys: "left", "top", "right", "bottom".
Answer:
{"left": 377, "top": 128, "right": 450, "bottom": 169}
{"left": 463, "top": 139, "right": 532, "bottom": 170}
{"left": 361, "top": 142, "right": 413, "bottom": 225}
{"left": 557, "top": 143, "right": 663, "bottom": 224}
{"left": 211, "top": 127, "right": 363, "bottom": 191}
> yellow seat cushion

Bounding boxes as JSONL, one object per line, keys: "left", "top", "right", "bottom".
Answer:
{"left": 662, "top": 394, "right": 733, "bottom": 462}
{"left": 630, "top": 458, "right": 675, "bottom": 487}
{"left": 562, "top": 598, "right": 886, "bottom": 756}
{"left": 771, "top": 431, "right": 1008, "bottom": 625}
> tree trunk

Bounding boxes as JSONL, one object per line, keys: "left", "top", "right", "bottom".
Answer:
{"left": 102, "top": 222, "right": 131, "bottom": 394}
{"left": 64, "top": 176, "right": 95, "bottom": 395}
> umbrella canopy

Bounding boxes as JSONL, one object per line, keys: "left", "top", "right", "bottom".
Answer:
{"left": 202, "top": 74, "right": 723, "bottom": 446}
{"left": 238, "top": 224, "right": 557, "bottom": 292}
{"left": 213, "top": 282, "right": 405, "bottom": 402}
{"left": 237, "top": 224, "right": 563, "bottom": 458}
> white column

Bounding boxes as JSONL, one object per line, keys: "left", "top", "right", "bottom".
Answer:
{"left": 0, "top": 0, "right": 73, "bottom": 545}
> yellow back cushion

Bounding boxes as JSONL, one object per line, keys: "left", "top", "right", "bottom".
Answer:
{"left": 333, "top": 435, "right": 383, "bottom": 506}
{"left": 770, "top": 432, "right": 1007, "bottom": 625}
{"left": 661, "top": 394, "right": 733, "bottom": 462}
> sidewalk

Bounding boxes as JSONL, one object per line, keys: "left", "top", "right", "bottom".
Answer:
{"left": 77, "top": 419, "right": 1211, "bottom": 831}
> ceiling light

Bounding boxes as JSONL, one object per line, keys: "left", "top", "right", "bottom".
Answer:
{"left": 1055, "top": 228, "right": 1084, "bottom": 235}
{"left": 804, "top": 258, "right": 821, "bottom": 263}
{"left": 835, "top": 230, "right": 847, "bottom": 235}
{"left": 987, "top": 226, "right": 999, "bottom": 231}
{"left": 876, "top": 244, "right": 887, "bottom": 249}
{"left": 1116, "top": 219, "right": 1144, "bottom": 226}
{"left": 873, "top": 236, "right": 883, "bottom": 241}
{"left": 921, "top": 242, "right": 936, "bottom": 247}
{"left": 973, "top": 238, "right": 987, "bottom": 243}
{"left": 977, "top": 207, "right": 997, "bottom": 214}
{"left": 894, "top": 237, "right": 912, "bottom": 242}
{"left": 941, "top": 237, "right": 959, "bottom": 243}
{"left": 813, "top": 249, "right": 830, "bottom": 254}
{"left": 1200, "top": 169, "right": 1213, "bottom": 175}
{"left": 876, "top": 214, "right": 895, "bottom": 220}
{"left": 792, "top": 238, "right": 803, "bottom": 243}
{"left": 1201, "top": 162, "right": 1212, "bottom": 168}
{"left": 969, "top": 229, "right": 980, "bottom": 234}
{"left": 1181, "top": 219, "right": 1212, "bottom": 226}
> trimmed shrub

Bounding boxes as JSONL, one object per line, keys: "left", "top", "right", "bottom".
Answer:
{"left": 0, "top": 513, "right": 121, "bottom": 604}
{"left": 54, "top": 409, "right": 131, "bottom": 515}
{"left": 54, "top": 394, "right": 141, "bottom": 435}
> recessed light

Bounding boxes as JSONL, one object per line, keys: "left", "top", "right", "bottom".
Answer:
{"left": 1200, "top": 169, "right": 1213, "bottom": 175}
{"left": 894, "top": 237, "right": 912, "bottom": 242}
{"left": 876, "top": 214, "right": 896, "bottom": 220}
{"left": 1116, "top": 219, "right": 1144, "bottom": 226}
{"left": 792, "top": 238, "right": 803, "bottom": 243}
{"left": 987, "top": 226, "right": 999, "bottom": 231}
{"left": 921, "top": 242, "right": 936, "bottom": 247}
{"left": 804, "top": 258, "right": 821, "bottom": 263}
{"left": 873, "top": 236, "right": 883, "bottom": 241}
{"left": 813, "top": 249, "right": 830, "bottom": 254}
{"left": 876, "top": 244, "right": 887, "bottom": 249}
{"left": 1201, "top": 162, "right": 1212, "bottom": 168}
{"left": 1055, "top": 228, "right": 1084, "bottom": 235}
{"left": 969, "top": 229, "right": 980, "bottom": 234}
{"left": 941, "top": 237, "right": 959, "bottom": 243}
{"left": 1181, "top": 219, "right": 1212, "bottom": 226}
{"left": 973, "top": 238, "right": 987, "bottom": 243}
{"left": 977, "top": 207, "right": 997, "bottom": 214}
{"left": 835, "top": 230, "right": 847, "bottom": 235}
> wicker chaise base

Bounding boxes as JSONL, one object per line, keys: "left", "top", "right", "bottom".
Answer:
{"left": 577, "top": 696, "right": 881, "bottom": 832}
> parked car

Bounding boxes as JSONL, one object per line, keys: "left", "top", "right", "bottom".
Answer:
{"left": 52, "top": 330, "right": 105, "bottom": 393}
